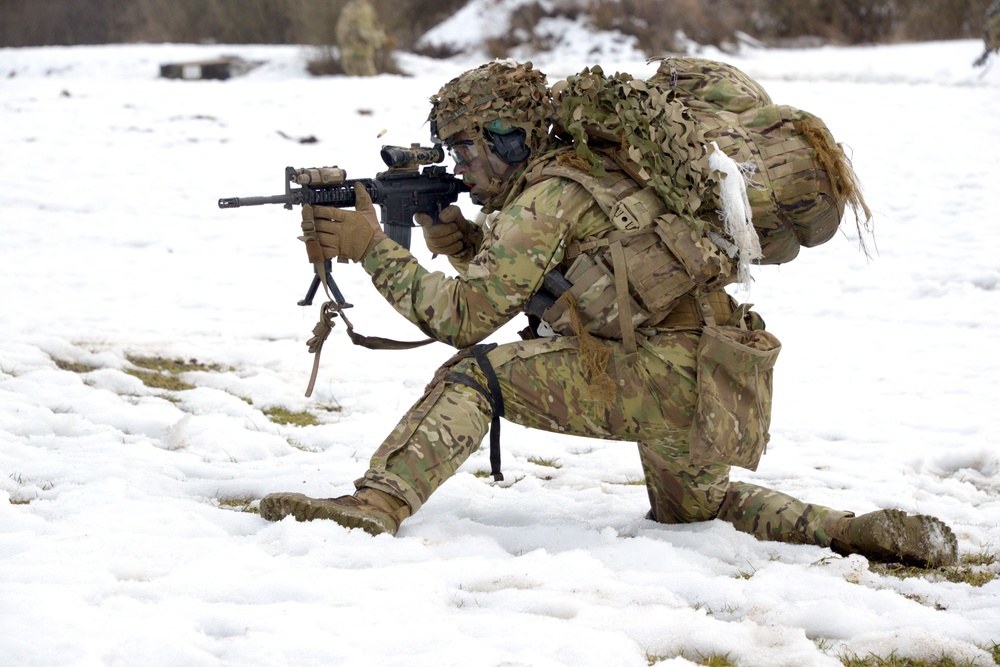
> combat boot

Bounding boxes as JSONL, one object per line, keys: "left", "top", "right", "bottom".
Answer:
{"left": 827, "top": 509, "right": 958, "bottom": 568}
{"left": 259, "top": 487, "right": 410, "bottom": 536}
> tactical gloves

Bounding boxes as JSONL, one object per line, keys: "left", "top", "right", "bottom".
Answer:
{"left": 300, "top": 182, "right": 386, "bottom": 263}
{"left": 414, "top": 205, "right": 481, "bottom": 259}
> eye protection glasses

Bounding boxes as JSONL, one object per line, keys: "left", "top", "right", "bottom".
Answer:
{"left": 447, "top": 139, "right": 479, "bottom": 166}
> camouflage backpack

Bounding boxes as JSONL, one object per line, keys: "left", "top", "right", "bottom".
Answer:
{"left": 551, "top": 56, "right": 871, "bottom": 266}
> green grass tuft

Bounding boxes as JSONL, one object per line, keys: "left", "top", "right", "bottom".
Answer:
{"left": 647, "top": 652, "right": 736, "bottom": 666}
{"left": 839, "top": 652, "right": 992, "bottom": 666}
{"left": 126, "top": 355, "right": 225, "bottom": 374}
{"left": 262, "top": 406, "right": 319, "bottom": 427}
{"left": 123, "top": 355, "right": 232, "bottom": 391}
{"left": 53, "top": 358, "right": 97, "bottom": 373}
{"left": 870, "top": 551, "right": 999, "bottom": 587}
{"left": 125, "top": 368, "right": 195, "bottom": 391}
{"left": 218, "top": 497, "right": 259, "bottom": 514}
{"left": 527, "top": 456, "right": 562, "bottom": 469}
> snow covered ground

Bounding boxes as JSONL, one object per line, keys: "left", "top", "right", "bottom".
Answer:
{"left": 2, "top": 19, "right": 999, "bottom": 667}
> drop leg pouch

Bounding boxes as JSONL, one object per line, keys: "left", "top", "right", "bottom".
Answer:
{"left": 689, "top": 325, "right": 781, "bottom": 471}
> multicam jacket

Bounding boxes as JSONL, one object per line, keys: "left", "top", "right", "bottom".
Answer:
{"left": 360, "top": 151, "right": 777, "bottom": 474}
{"left": 363, "top": 147, "right": 739, "bottom": 353}
{"left": 361, "top": 163, "right": 614, "bottom": 348}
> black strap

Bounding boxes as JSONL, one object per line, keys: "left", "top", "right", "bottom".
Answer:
{"left": 445, "top": 343, "right": 505, "bottom": 481}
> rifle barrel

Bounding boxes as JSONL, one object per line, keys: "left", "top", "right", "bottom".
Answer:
{"left": 218, "top": 194, "right": 291, "bottom": 208}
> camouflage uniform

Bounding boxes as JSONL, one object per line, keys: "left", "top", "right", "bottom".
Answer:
{"left": 975, "top": 0, "right": 1000, "bottom": 66}
{"left": 353, "top": 162, "right": 844, "bottom": 546}
{"left": 335, "top": 0, "right": 385, "bottom": 77}
{"left": 261, "top": 61, "right": 956, "bottom": 568}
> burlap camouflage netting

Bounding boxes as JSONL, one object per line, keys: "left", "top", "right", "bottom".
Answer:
{"left": 552, "top": 57, "right": 873, "bottom": 265}
{"left": 552, "top": 66, "right": 716, "bottom": 236}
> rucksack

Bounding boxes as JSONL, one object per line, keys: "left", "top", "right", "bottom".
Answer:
{"left": 551, "top": 56, "right": 871, "bottom": 266}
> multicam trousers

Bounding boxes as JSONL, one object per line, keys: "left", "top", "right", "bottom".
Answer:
{"left": 357, "top": 331, "right": 845, "bottom": 546}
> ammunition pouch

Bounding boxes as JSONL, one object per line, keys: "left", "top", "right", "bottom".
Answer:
{"left": 528, "top": 210, "right": 734, "bottom": 349}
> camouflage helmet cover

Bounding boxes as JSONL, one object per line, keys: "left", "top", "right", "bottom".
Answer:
{"left": 428, "top": 60, "right": 554, "bottom": 154}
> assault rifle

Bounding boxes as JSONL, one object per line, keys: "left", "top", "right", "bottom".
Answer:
{"left": 218, "top": 143, "right": 468, "bottom": 307}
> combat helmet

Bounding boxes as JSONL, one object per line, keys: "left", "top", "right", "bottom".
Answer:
{"left": 429, "top": 60, "right": 554, "bottom": 209}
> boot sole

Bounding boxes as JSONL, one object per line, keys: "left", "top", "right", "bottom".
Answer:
{"left": 836, "top": 508, "right": 958, "bottom": 568}
{"left": 259, "top": 493, "right": 397, "bottom": 536}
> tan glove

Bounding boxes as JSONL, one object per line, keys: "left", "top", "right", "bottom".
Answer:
{"left": 414, "top": 205, "right": 480, "bottom": 257}
{"left": 301, "top": 183, "right": 386, "bottom": 263}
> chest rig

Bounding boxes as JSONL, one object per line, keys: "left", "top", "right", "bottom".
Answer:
{"left": 523, "top": 153, "right": 736, "bottom": 353}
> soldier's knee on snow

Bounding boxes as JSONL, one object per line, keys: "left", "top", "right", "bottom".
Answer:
{"left": 649, "top": 490, "right": 727, "bottom": 524}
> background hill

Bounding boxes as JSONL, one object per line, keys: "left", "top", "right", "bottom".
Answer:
{"left": 1, "top": 0, "right": 994, "bottom": 53}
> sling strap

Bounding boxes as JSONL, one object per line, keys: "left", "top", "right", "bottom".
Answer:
{"left": 302, "top": 260, "right": 435, "bottom": 397}
{"left": 445, "top": 343, "right": 506, "bottom": 481}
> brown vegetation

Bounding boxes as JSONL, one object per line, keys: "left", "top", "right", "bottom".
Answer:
{"left": 0, "top": 0, "right": 991, "bottom": 52}
{"left": 0, "top": 0, "right": 467, "bottom": 49}
{"left": 587, "top": 0, "right": 990, "bottom": 52}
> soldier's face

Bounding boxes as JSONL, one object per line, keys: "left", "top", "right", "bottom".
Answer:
{"left": 447, "top": 130, "right": 510, "bottom": 203}
{"left": 447, "top": 131, "right": 488, "bottom": 193}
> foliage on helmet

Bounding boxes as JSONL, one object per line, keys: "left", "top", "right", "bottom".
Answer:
{"left": 429, "top": 60, "right": 554, "bottom": 155}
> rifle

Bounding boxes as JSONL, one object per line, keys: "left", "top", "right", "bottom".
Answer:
{"left": 219, "top": 143, "right": 468, "bottom": 397}
{"left": 218, "top": 143, "right": 469, "bottom": 307}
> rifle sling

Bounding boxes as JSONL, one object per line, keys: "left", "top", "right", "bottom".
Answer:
{"left": 301, "top": 269, "right": 503, "bottom": 480}
{"left": 304, "top": 297, "right": 435, "bottom": 398}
